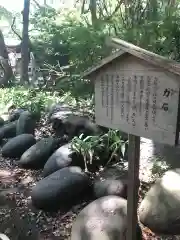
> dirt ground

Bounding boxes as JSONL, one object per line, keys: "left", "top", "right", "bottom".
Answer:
{"left": 0, "top": 165, "right": 78, "bottom": 240}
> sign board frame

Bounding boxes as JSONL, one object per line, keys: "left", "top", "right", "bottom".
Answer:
{"left": 94, "top": 63, "right": 180, "bottom": 146}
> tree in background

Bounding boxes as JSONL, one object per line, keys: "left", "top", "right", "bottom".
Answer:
{"left": 1, "top": 0, "right": 180, "bottom": 94}
{"left": 0, "top": 29, "right": 13, "bottom": 86}
{"left": 0, "top": 6, "right": 13, "bottom": 86}
{"left": 21, "top": 0, "right": 30, "bottom": 84}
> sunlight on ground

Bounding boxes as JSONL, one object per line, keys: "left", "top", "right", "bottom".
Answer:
{"left": 141, "top": 138, "right": 155, "bottom": 160}
{"left": 0, "top": 169, "right": 11, "bottom": 178}
{"left": 140, "top": 138, "right": 155, "bottom": 181}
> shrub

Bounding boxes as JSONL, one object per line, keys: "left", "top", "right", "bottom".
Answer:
{"left": 71, "top": 130, "right": 128, "bottom": 172}
{"left": 0, "top": 87, "right": 94, "bottom": 117}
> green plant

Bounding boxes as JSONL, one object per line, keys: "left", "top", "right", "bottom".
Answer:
{"left": 71, "top": 133, "right": 103, "bottom": 172}
{"left": 151, "top": 158, "right": 170, "bottom": 178}
{"left": 71, "top": 129, "right": 128, "bottom": 172}
{"left": 103, "top": 129, "right": 128, "bottom": 165}
{"left": 0, "top": 87, "right": 57, "bottom": 114}
{"left": 0, "top": 86, "right": 95, "bottom": 118}
{"left": 25, "top": 1, "right": 180, "bottom": 100}
{"left": 29, "top": 7, "right": 112, "bottom": 98}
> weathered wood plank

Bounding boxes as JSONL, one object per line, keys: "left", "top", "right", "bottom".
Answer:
{"left": 127, "top": 134, "right": 140, "bottom": 240}
{"left": 94, "top": 55, "right": 180, "bottom": 145}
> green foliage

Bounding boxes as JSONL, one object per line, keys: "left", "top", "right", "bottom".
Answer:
{"left": 29, "top": 7, "right": 112, "bottom": 97}
{"left": 56, "top": 75, "right": 94, "bottom": 99}
{"left": 0, "top": 6, "right": 12, "bottom": 22}
{"left": 0, "top": 86, "right": 94, "bottom": 117}
{"left": 109, "top": 1, "right": 180, "bottom": 61}
{"left": 71, "top": 130, "right": 128, "bottom": 172}
{"left": 27, "top": 0, "right": 180, "bottom": 99}
{"left": 0, "top": 87, "right": 58, "bottom": 114}
{"left": 71, "top": 134, "right": 102, "bottom": 172}
{"left": 31, "top": 8, "right": 110, "bottom": 73}
{"left": 103, "top": 130, "right": 128, "bottom": 164}
{"left": 151, "top": 158, "right": 170, "bottom": 178}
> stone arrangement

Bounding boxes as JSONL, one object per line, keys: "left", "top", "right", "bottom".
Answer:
{"left": 2, "top": 104, "right": 178, "bottom": 239}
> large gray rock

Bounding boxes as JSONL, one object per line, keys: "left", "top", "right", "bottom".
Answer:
{"left": 48, "top": 103, "right": 71, "bottom": 119}
{"left": 43, "top": 143, "right": 83, "bottom": 177}
{"left": 16, "top": 111, "right": 36, "bottom": 135}
{"left": 8, "top": 108, "right": 25, "bottom": 122}
{"left": 50, "top": 111, "right": 72, "bottom": 136}
{"left": 71, "top": 196, "right": 142, "bottom": 240}
{"left": 93, "top": 179, "right": 127, "bottom": 199}
{"left": 1, "top": 134, "right": 36, "bottom": 158}
{"left": 18, "top": 137, "right": 60, "bottom": 169}
{"left": 99, "top": 164, "right": 128, "bottom": 181}
{"left": 93, "top": 164, "right": 129, "bottom": 200}
{"left": 63, "top": 114, "right": 100, "bottom": 139}
{"left": 50, "top": 110, "right": 100, "bottom": 139}
{"left": 139, "top": 168, "right": 180, "bottom": 235}
{"left": 48, "top": 104, "right": 72, "bottom": 136}
{"left": 0, "top": 121, "right": 17, "bottom": 140}
{"left": 0, "top": 117, "right": 4, "bottom": 127}
{"left": 31, "top": 166, "right": 91, "bottom": 211}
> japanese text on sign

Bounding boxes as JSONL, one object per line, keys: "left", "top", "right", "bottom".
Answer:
{"left": 95, "top": 72, "right": 179, "bottom": 145}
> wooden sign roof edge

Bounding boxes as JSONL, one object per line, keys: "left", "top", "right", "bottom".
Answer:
{"left": 82, "top": 37, "right": 180, "bottom": 78}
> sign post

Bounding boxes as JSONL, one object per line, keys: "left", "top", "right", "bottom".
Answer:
{"left": 127, "top": 135, "right": 140, "bottom": 240}
{"left": 82, "top": 37, "right": 180, "bottom": 240}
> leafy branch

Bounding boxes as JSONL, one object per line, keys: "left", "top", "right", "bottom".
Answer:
{"left": 71, "top": 130, "right": 128, "bottom": 172}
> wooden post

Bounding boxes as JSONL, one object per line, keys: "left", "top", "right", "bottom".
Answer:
{"left": 127, "top": 134, "right": 140, "bottom": 240}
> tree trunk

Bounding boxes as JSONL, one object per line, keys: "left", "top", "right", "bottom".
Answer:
{"left": 21, "top": 0, "right": 30, "bottom": 84}
{"left": 89, "top": 0, "right": 98, "bottom": 27}
{"left": 0, "top": 29, "right": 13, "bottom": 87}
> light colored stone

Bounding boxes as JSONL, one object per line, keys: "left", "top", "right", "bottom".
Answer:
{"left": 71, "top": 196, "right": 142, "bottom": 240}
{"left": 139, "top": 168, "right": 180, "bottom": 235}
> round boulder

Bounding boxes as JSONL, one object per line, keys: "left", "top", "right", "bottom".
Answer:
{"left": 48, "top": 103, "right": 71, "bottom": 119}
{"left": 0, "top": 121, "right": 17, "bottom": 141}
{"left": 71, "top": 196, "right": 142, "bottom": 240}
{"left": 18, "top": 137, "right": 60, "bottom": 169}
{"left": 99, "top": 164, "right": 128, "bottom": 181}
{"left": 0, "top": 117, "right": 4, "bottom": 127}
{"left": 1, "top": 134, "right": 36, "bottom": 158}
{"left": 48, "top": 102, "right": 70, "bottom": 113}
{"left": 31, "top": 166, "right": 91, "bottom": 211}
{"left": 16, "top": 111, "right": 36, "bottom": 135}
{"left": 48, "top": 103, "right": 72, "bottom": 133}
{"left": 43, "top": 143, "right": 83, "bottom": 177}
{"left": 93, "top": 179, "right": 127, "bottom": 199}
{"left": 8, "top": 108, "right": 25, "bottom": 122}
{"left": 139, "top": 168, "right": 180, "bottom": 235}
{"left": 49, "top": 110, "right": 72, "bottom": 136}
{"left": 62, "top": 115, "right": 100, "bottom": 139}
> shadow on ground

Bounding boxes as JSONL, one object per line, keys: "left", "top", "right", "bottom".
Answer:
{"left": 152, "top": 140, "right": 180, "bottom": 169}
{"left": 0, "top": 170, "right": 61, "bottom": 240}
{"left": 0, "top": 187, "right": 39, "bottom": 240}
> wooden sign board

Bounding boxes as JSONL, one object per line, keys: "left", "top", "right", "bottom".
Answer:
{"left": 94, "top": 54, "right": 180, "bottom": 145}
{"left": 82, "top": 38, "right": 180, "bottom": 240}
